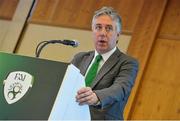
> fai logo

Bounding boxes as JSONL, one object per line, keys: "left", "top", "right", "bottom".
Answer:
{"left": 3, "top": 71, "right": 34, "bottom": 104}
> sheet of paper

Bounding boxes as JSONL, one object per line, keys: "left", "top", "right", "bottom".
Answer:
{"left": 48, "top": 64, "right": 91, "bottom": 120}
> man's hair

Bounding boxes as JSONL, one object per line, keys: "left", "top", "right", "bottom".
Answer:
{"left": 92, "top": 6, "right": 122, "bottom": 33}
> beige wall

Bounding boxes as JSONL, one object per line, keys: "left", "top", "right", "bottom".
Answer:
{"left": 0, "top": 20, "right": 10, "bottom": 49}
{"left": 0, "top": 0, "right": 34, "bottom": 52}
{"left": 16, "top": 23, "right": 131, "bottom": 63}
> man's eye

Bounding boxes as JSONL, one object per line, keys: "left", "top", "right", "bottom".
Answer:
{"left": 105, "top": 26, "right": 113, "bottom": 32}
{"left": 95, "top": 26, "right": 102, "bottom": 30}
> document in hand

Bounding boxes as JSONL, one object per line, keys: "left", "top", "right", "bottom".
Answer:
{"left": 48, "top": 64, "right": 91, "bottom": 120}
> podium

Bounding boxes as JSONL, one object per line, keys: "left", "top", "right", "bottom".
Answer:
{"left": 0, "top": 52, "right": 69, "bottom": 120}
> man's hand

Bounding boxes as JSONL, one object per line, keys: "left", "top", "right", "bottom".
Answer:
{"left": 76, "top": 87, "right": 99, "bottom": 105}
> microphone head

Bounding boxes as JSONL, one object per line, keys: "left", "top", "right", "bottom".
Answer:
{"left": 72, "top": 40, "right": 79, "bottom": 47}
{"left": 63, "top": 39, "right": 79, "bottom": 47}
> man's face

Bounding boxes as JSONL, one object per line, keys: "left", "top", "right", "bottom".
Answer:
{"left": 92, "top": 15, "right": 120, "bottom": 54}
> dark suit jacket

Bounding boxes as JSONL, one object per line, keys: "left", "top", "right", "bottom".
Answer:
{"left": 71, "top": 48, "right": 138, "bottom": 120}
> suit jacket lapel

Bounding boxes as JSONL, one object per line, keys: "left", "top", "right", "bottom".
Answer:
{"left": 91, "top": 49, "right": 122, "bottom": 88}
{"left": 80, "top": 52, "right": 94, "bottom": 76}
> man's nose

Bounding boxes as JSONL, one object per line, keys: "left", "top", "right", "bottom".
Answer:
{"left": 99, "top": 28, "right": 107, "bottom": 35}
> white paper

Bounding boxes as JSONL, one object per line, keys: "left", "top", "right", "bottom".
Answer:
{"left": 48, "top": 64, "right": 91, "bottom": 120}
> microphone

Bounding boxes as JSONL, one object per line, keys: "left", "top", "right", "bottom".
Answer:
{"left": 35, "top": 39, "right": 79, "bottom": 57}
{"left": 49, "top": 40, "right": 79, "bottom": 47}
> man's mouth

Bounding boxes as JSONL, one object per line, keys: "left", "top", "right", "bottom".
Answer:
{"left": 98, "top": 40, "right": 106, "bottom": 44}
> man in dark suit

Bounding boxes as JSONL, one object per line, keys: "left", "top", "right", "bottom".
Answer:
{"left": 71, "top": 6, "right": 138, "bottom": 120}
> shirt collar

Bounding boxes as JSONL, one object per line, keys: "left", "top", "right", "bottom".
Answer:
{"left": 95, "top": 47, "right": 117, "bottom": 62}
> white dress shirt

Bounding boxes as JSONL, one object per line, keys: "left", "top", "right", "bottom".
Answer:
{"left": 85, "top": 47, "right": 117, "bottom": 77}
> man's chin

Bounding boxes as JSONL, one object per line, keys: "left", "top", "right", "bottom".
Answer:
{"left": 96, "top": 48, "right": 108, "bottom": 54}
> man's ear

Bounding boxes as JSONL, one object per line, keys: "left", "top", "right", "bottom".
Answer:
{"left": 117, "top": 32, "right": 121, "bottom": 37}
{"left": 116, "top": 32, "right": 121, "bottom": 44}
{"left": 116, "top": 40, "right": 119, "bottom": 44}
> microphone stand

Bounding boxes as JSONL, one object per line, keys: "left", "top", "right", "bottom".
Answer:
{"left": 36, "top": 40, "right": 63, "bottom": 58}
{"left": 35, "top": 41, "right": 49, "bottom": 58}
{"left": 36, "top": 40, "right": 65, "bottom": 58}
{"left": 35, "top": 40, "right": 77, "bottom": 58}
{"left": 35, "top": 40, "right": 78, "bottom": 57}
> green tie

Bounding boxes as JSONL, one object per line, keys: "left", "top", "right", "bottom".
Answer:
{"left": 85, "top": 55, "right": 102, "bottom": 87}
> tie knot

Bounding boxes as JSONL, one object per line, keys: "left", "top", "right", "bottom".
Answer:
{"left": 95, "top": 55, "right": 102, "bottom": 62}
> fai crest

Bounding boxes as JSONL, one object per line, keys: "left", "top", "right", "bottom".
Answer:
{"left": 3, "top": 71, "right": 34, "bottom": 104}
